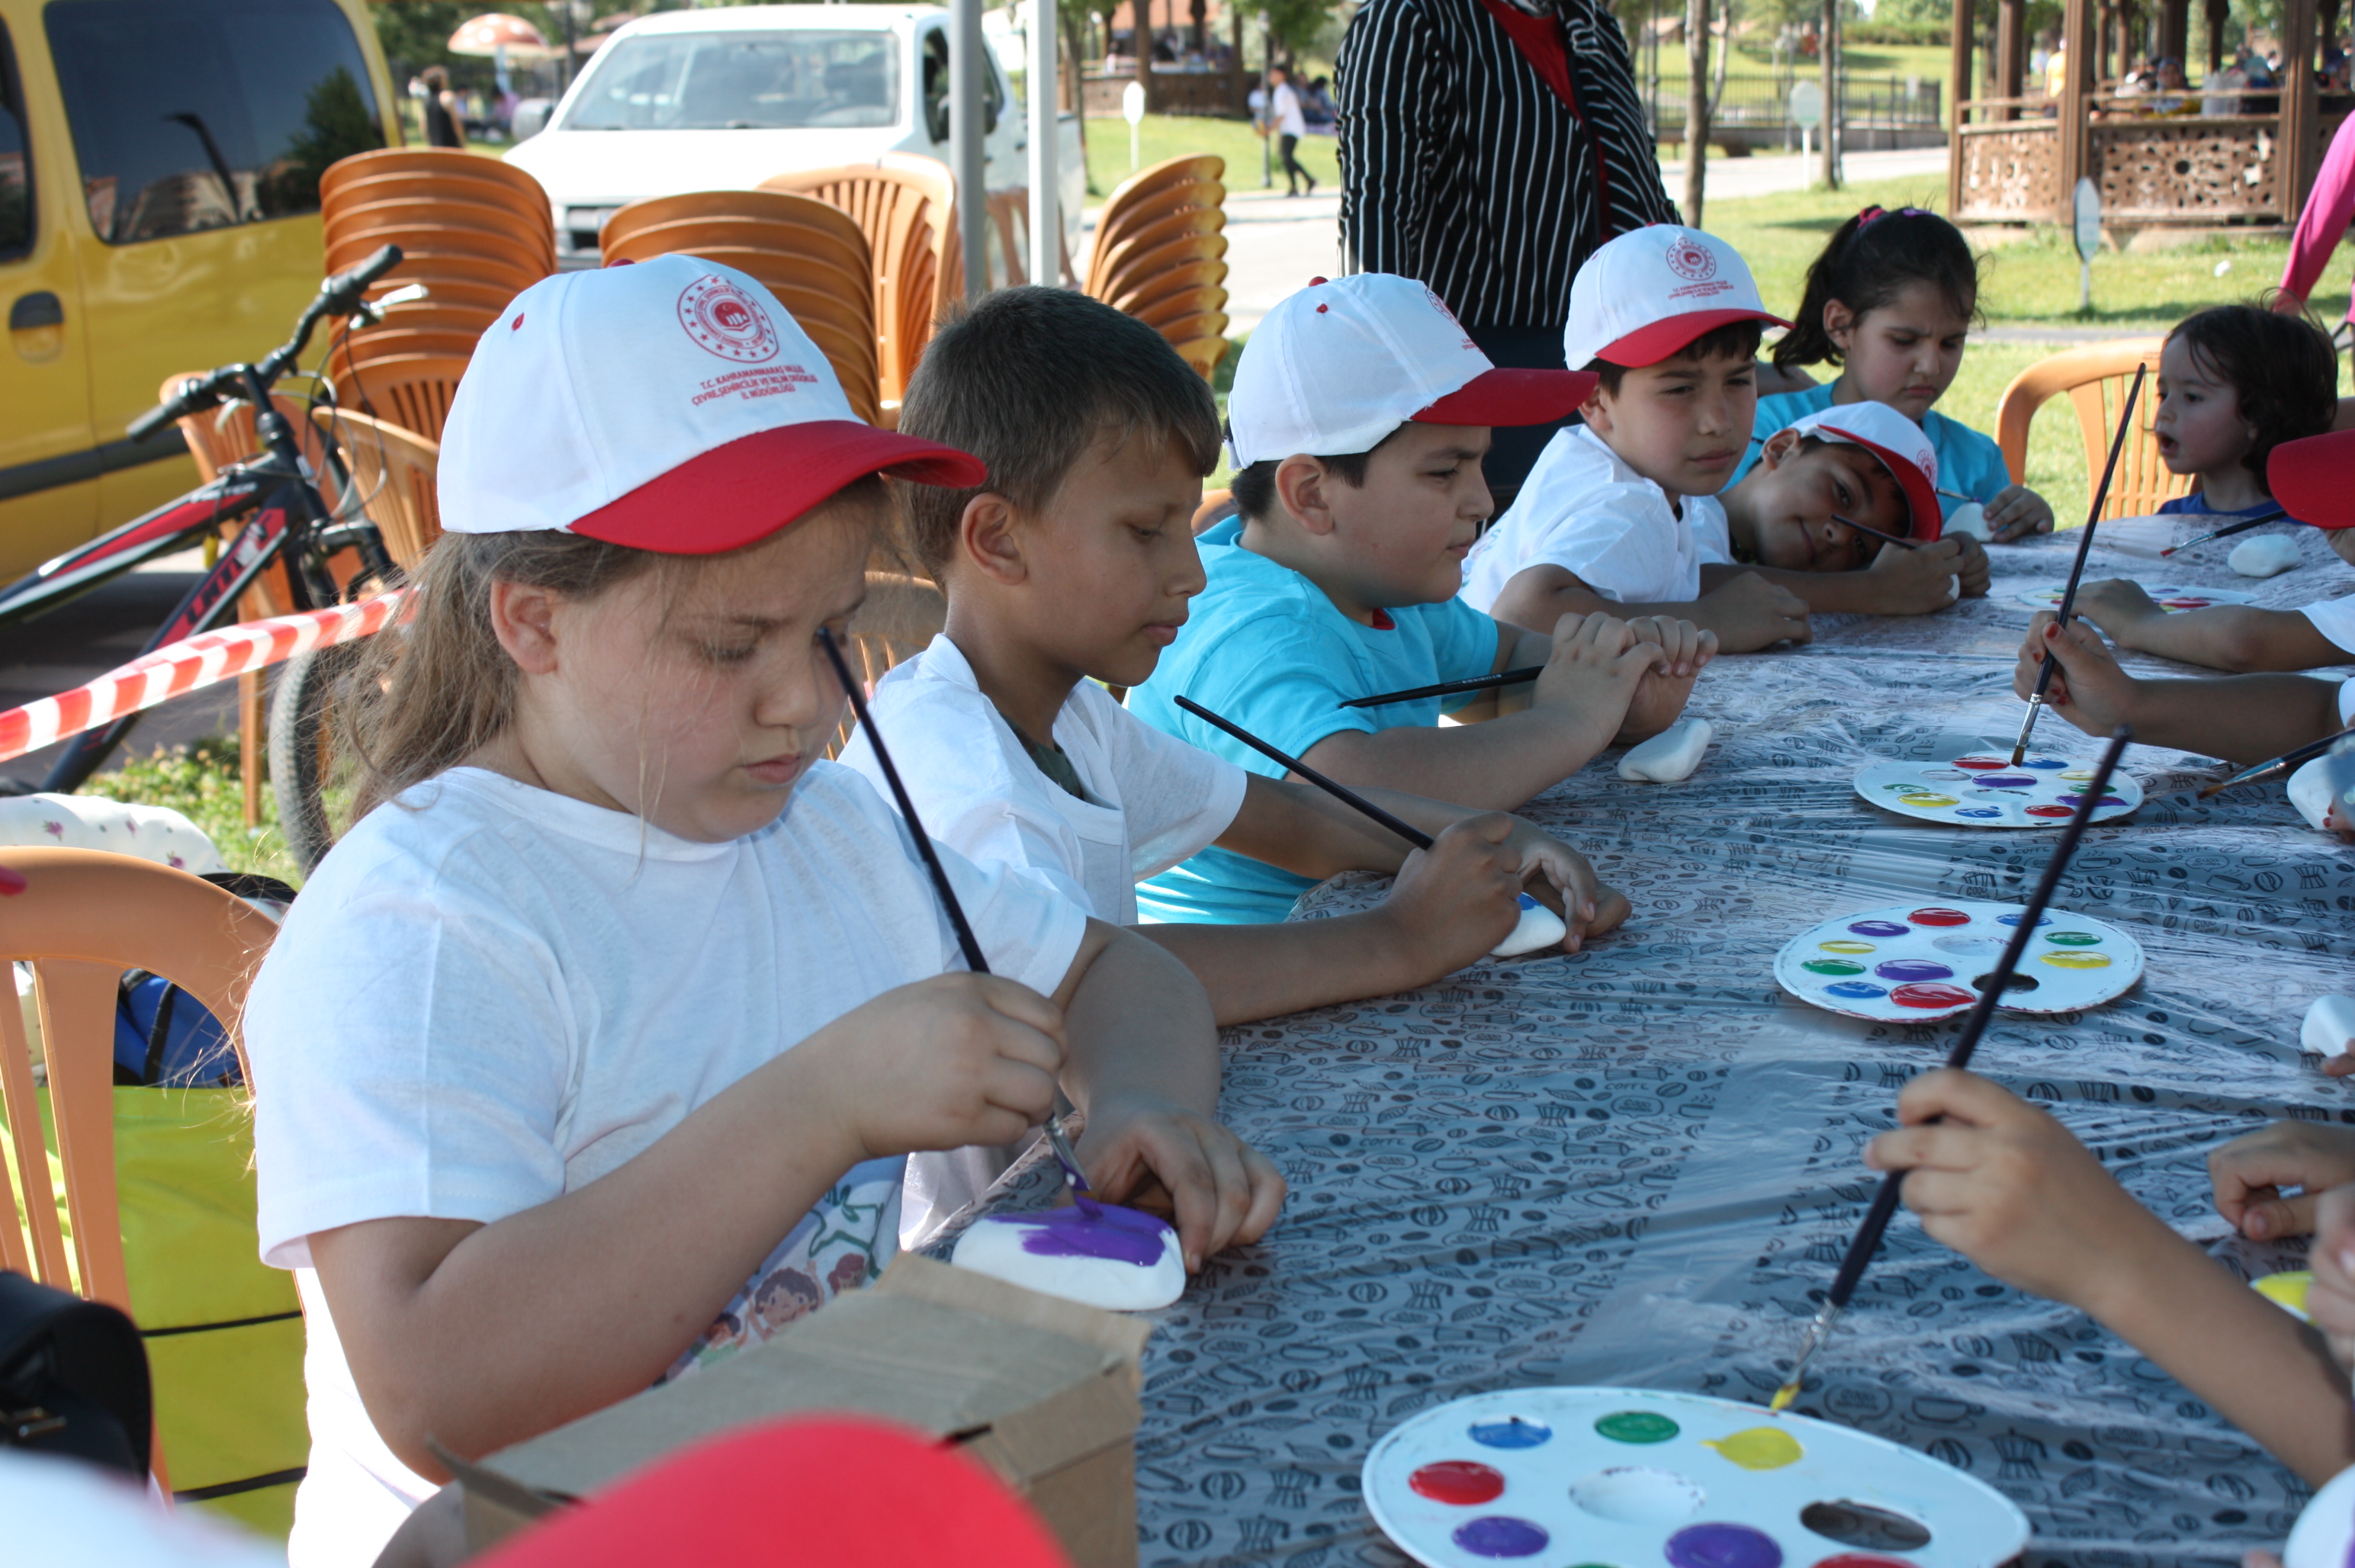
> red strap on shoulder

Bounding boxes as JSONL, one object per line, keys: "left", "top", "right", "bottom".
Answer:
{"left": 1469, "top": 0, "right": 1614, "bottom": 223}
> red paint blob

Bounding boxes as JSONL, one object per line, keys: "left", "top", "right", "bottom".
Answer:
{"left": 1811, "top": 1557, "right": 1918, "bottom": 1568}
{"left": 1890, "top": 982, "right": 1976, "bottom": 1009}
{"left": 1410, "top": 1460, "right": 1505, "bottom": 1505}
{"left": 1905, "top": 908, "right": 1972, "bottom": 927}
{"left": 2024, "top": 805, "right": 2075, "bottom": 818}
{"left": 1951, "top": 757, "right": 2007, "bottom": 770}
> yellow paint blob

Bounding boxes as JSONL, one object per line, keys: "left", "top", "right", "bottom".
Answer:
{"left": 1767, "top": 1383, "right": 1799, "bottom": 1413}
{"left": 2037, "top": 951, "right": 2113, "bottom": 970}
{"left": 1702, "top": 1425, "right": 1804, "bottom": 1470}
{"left": 2061, "top": 770, "right": 2099, "bottom": 782}
{"left": 1898, "top": 794, "right": 1959, "bottom": 808}
{"left": 2254, "top": 1271, "right": 2313, "bottom": 1322}
{"left": 1818, "top": 940, "right": 1875, "bottom": 954}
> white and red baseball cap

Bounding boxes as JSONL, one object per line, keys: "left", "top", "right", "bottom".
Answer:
{"left": 1225, "top": 274, "right": 1596, "bottom": 467}
{"left": 2269, "top": 427, "right": 2355, "bottom": 529}
{"left": 1782, "top": 401, "right": 1944, "bottom": 542}
{"left": 1564, "top": 224, "right": 1788, "bottom": 371}
{"left": 439, "top": 255, "right": 983, "bottom": 554}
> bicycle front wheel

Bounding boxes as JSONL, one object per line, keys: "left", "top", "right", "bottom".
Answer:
{"left": 268, "top": 643, "right": 363, "bottom": 876}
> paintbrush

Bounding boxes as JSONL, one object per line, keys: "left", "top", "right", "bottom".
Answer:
{"left": 1834, "top": 514, "right": 1920, "bottom": 552}
{"left": 2196, "top": 726, "right": 2355, "bottom": 798}
{"left": 2158, "top": 509, "right": 2291, "bottom": 557}
{"left": 1936, "top": 487, "right": 1982, "bottom": 504}
{"left": 2012, "top": 365, "right": 2146, "bottom": 766}
{"left": 1175, "top": 695, "right": 1435, "bottom": 849}
{"left": 1338, "top": 667, "right": 1545, "bottom": 710}
{"left": 818, "top": 627, "right": 1094, "bottom": 1201}
{"left": 1769, "top": 725, "right": 2132, "bottom": 1415}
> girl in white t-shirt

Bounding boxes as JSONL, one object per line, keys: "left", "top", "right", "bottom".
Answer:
{"left": 243, "top": 258, "right": 1282, "bottom": 1568}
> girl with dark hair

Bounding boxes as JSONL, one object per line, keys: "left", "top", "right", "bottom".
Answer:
{"left": 1730, "top": 206, "right": 2055, "bottom": 542}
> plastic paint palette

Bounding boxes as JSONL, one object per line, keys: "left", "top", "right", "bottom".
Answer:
{"left": 1852, "top": 755, "right": 2143, "bottom": 829}
{"left": 2009, "top": 581, "right": 2258, "bottom": 614}
{"left": 1362, "top": 1386, "right": 2028, "bottom": 1568}
{"left": 1774, "top": 898, "right": 2145, "bottom": 1022}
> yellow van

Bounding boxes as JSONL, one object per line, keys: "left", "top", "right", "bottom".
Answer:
{"left": 0, "top": 0, "right": 402, "bottom": 580}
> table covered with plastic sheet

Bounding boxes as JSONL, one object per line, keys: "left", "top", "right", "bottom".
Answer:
{"left": 930, "top": 522, "right": 2355, "bottom": 1568}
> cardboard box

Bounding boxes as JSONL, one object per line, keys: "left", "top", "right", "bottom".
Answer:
{"left": 455, "top": 1255, "right": 1150, "bottom": 1568}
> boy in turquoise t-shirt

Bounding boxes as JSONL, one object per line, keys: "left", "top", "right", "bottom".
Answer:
{"left": 1129, "top": 275, "right": 1712, "bottom": 924}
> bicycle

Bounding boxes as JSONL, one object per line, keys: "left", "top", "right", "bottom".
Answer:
{"left": 0, "top": 244, "right": 415, "bottom": 866}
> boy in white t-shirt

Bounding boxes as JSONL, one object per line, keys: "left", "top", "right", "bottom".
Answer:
{"left": 242, "top": 259, "right": 1281, "bottom": 1568}
{"left": 1459, "top": 226, "right": 1817, "bottom": 652}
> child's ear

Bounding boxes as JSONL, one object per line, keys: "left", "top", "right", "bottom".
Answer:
{"left": 1822, "top": 297, "right": 1855, "bottom": 350}
{"left": 958, "top": 493, "right": 1028, "bottom": 584}
{"left": 1756, "top": 429, "right": 1801, "bottom": 471}
{"left": 1274, "top": 455, "right": 1340, "bottom": 537}
{"left": 1579, "top": 390, "right": 1614, "bottom": 439}
{"left": 487, "top": 578, "right": 564, "bottom": 675}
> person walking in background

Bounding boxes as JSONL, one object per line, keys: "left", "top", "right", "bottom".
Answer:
{"left": 1271, "top": 65, "right": 1316, "bottom": 197}
{"left": 1335, "top": 0, "right": 1676, "bottom": 503}
{"left": 419, "top": 66, "right": 464, "bottom": 149}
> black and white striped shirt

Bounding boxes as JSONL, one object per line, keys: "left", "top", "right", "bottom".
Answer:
{"left": 1335, "top": 0, "right": 1678, "bottom": 328}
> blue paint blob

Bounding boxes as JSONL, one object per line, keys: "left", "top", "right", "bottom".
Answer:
{"left": 1954, "top": 807, "right": 2004, "bottom": 818}
{"left": 1997, "top": 912, "right": 2055, "bottom": 927}
{"left": 1873, "top": 959, "right": 1955, "bottom": 982}
{"left": 1451, "top": 1516, "right": 1549, "bottom": 1558}
{"left": 1823, "top": 981, "right": 1888, "bottom": 1000}
{"left": 1469, "top": 1418, "right": 1553, "bottom": 1450}
{"left": 1846, "top": 921, "right": 1909, "bottom": 937}
{"left": 2023, "top": 757, "right": 2067, "bottom": 769}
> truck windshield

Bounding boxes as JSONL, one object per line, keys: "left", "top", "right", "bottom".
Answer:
{"left": 565, "top": 31, "right": 899, "bottom": 130}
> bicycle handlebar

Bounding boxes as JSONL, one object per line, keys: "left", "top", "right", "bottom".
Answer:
{"left": 126, "top": 243, "right": 405, "bottom": 442}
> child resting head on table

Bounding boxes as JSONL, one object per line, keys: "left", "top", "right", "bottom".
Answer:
{"left": 239, "top": 259, "right": 1283, "bottom": 1568}
{"left": 1457, "top": 225, "right": 1820, "bottom": 654}
{"left": 847, "top": 286, "right": 1627, "bottom": 1232}
{"left": 1717, "top": 400, "right": 1991, "bottom": 614}
{"left": 1122, "top": 274, "right": 1711, "bottom": 925}
{"left": 1733, "top": 205, "right": 2057, "bottom": 542}
{"left": 2064, "top": 307, "right": 2347, "bottom": 674}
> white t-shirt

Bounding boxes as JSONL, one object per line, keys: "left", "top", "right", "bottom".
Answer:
{"left": 1459, "top": 424, "right": 1734, "bottom": 613}
{"left": 840, "top": 635, "right": 1248, "bottom": 926}
{"left": 2300, "top": 593, "right": 2355, "bottom": 658}
{"left": 1272, "top": 82, "right": 1308, "bottom": 137}
{"left": 246, "top": 764, "right": 1086, "bottom": 1568}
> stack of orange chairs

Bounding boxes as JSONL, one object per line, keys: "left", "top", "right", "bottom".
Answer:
{"left": 316, "top": 148, "right": 557, "bottom": 440}
{"left": 1084, "top": 155, "right": 1229, "bottom": 381}
{"left": 599, "top": 191, "right": 884, "bottom": 426}
{"left": 762, "top": 156, "right": 959, "bottom": 415}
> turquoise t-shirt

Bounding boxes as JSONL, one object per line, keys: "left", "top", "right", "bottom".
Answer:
{"left": 1128, "top": 519, "right": 1502, "bottom": 924}
{"left": 1733, "top": 382, "right": 2013, "bottom": 522}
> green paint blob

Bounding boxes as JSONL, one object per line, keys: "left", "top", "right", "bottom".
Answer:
{"left": 1593, "top": 1411, "right": 1679, "bottom": 1444}
{"left": 2044, "top": 930, "right": 2103, "bottom": 946}
{"left": 1802, "top": 959, "right": 1866, "bottom": 975}
{"left": 1701, "top": 1425, "right": 1804, "bottom": 1470}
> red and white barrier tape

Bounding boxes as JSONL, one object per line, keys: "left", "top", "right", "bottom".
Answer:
{"left": 0, "top": 589, "right": 415, "bottom": 765}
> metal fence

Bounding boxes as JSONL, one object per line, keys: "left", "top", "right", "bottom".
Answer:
{"left": 1637, "top": 66, "right": 1945, "bottom": 145}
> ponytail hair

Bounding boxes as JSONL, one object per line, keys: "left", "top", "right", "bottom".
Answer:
{"left": 1774, "top": 207, "right": 1982, "bottom": 371}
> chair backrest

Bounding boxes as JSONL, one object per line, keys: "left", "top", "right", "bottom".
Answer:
{"left": 328, "top": 224, "right": 540, "bottom": 277}
{"left": 314, "top": 407, "right": 442, "bottom": 571}
{"left": 1091, "top": 206, "right": 1226, "bottom": 287}
{"left": 0, "top": 850, "right": 278, "bottom": 1319}
{"left": 1094, "top": 178, "right": 1222, "bottom": 249}
{"left": 164, "top": 374, "right": 326, "bottom": 487}
{"left": 325, "top": 329, "right": 484, "bottom": 387}
{"left": 329, "top": 354, "right": 468, "bottom": 445}
{"left": 824, "top": 572, "right": 947, "bottom": 759}
{"left": 763, "top": 161, "right": 958, "bottom": 407}
{"left": 1169, "top": 336, "right": 1231, "bottom": 382}
{"left": 324, "top": 199, "right": 556, "bottom": 273}
{"left": 321, "top": 146, "right": 551, "bottom": 210}
{"left": 1094, "top": 230, "right": 1229, "bottom": 302}
{"left": 1133, "top": 284, "right": 1229, "bottom": 331}
{"left": 1104, "top": 258, "right": 1232, "bottom": 318}
{"left": 1088, "top": 156, "right": 1224, "bottom": 291}
{"left": 1994, "top": 337, "right": 2190, "bottom": 521}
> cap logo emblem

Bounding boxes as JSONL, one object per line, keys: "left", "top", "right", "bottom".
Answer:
{"left": 1665, "top": 237, "right": 1717, "bottom": 282}
{"left": 678, "top": 275, "right": 781, "bottom": 365}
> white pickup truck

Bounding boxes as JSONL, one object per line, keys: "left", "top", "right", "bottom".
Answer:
{"left": 504, "top": 5, "right": 1087, "bottom": 267}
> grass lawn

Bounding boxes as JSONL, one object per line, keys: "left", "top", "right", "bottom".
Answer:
{"left": 1084, "top": 110, "right": 1341, "bottom": 198}
{"left": 94, "top": 737, "right": 310, "bottom": 885}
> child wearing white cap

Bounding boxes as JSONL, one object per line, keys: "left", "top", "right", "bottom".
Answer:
{"left": 1459, "top": 225, "right": 1821, "bottom": 654}
{"left": 240, "top": 257, "right": 1282, "bottom": 1568}
{"left": 1126, "top": 273, "right": 1711, "bottom": 924}
{"left": 1714, "top": 401, "right": 1992, "bottom": 613}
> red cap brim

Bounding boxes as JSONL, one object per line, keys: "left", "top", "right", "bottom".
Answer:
{"left": 571, "top": 423, "right": 987, "bottom": 554}
{"left": 1811, "top": 421, "right": 1944, "bottom": 544}
{"left": 1595, "top": 308, "right": 1792, "bottom": 368}
{"left": 1412, "top": 367, "right": 1600, "bottom": 429}
{"left": 2268, "top": 428, "right": 2355, "bottom": 529}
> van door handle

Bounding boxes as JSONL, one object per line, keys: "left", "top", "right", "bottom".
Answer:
{"left": 9, "top": 292, "right": 63, "bottom": 331}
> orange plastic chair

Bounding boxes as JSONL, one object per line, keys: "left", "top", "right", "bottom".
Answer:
{"left": 1094, "top": 231, "right": 1229, "bottom": 300}
{"left": 763, "top": 158, "right": 959, "bottom": 407}
{"left": 1994, "top": 338, "right": 2190, "bottom": 521}
{"left": 329, "top": 354, "right": 467, "bottom": 445}
{"left": 321, "top": 146, "right": 551, "bottom": 209}
{"left": 1191, "top": 487, "right": 1237, "bottom": 535}
{"left": 602, "top": 220, "right": 874, "bottom": 288}
{"left": 368, "top": 275, "right": 517, "bottom": 324}
{"left": 327, "top": 226, "right": 542, "bottom": 278}
{"left": 325, "top": 329, "right": 482, "bottom": 387}
{"left": 1169, "top": 336, "right": 1231, "bottom": 381}
{"left": 824, "top": 571, "right": 947, "bottom": 758}
{"left": 1133, "top": 284, "right": 1229, "bottom": 331}
{"left": 341, "top": 304, "right": 497, "bottom": 342}
{"left": 0, "top": 849, "right": 283, "bottom": 1492}
{"left": 1090, "top": 207, "right": 1226, "bottom": 289}
{"left": 313, "top": 407, "right": 441, "bottom": 572}
{"left": 1094, "top": 177, "right": 1222, "bottom": 247}
{"left": 322, "top": 169, "right": 554, "bottom": 219}
{"left": 1146, "top": 310, "right": 1230, "bottom": 348}
{"left": 325, "top": 201, "right": 555, "bottom": 272}
{"left": 368, "top": 252, "right": 545, "bottom": 304}
{"left": 1104, "top": 259, "right": 1231, "bottom": 318}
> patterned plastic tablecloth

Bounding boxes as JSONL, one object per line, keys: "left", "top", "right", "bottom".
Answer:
{"left": 937, "top": 523, "right": 2355, "bottom": 1568}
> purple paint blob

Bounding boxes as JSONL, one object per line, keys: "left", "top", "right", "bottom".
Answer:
{"left": 1451, "top": 1516, "right": 1549, "bottom": 1558}
{"left": 1873, "top": 958, "right": 1955, "bottom": 982}
{"left": 1666, "top": 1522, "right": 1785, "bottom": 1568}
{"left": 1973, "top": 774, "right": 2039, "bottom": 789}
{"left": 993, "top": 1202, "right": 1173, "bottom": 1268}
{"left": 1846, "top": 921, "right": 1909, "bottom": 937}
{"left": 2058, "top": 795, "right": 2126, "bottom": 808}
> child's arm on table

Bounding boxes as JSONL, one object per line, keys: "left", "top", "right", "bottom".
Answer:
{"left": 1868, "top": 1069, "right": 2355, "bottom": 1485}
{"left": 2071, "top": 580, "right": 2348, "bottom": 672}
{"left": 1706, "top": 534, "right": 1992, "bottom": 616}
{"left": 2013, "top": 613, "right": 2344, "bottom": 762}
{"left": 2212, "top": 1122, "right": 2355, "bottom": 1238}
{"left": 309, "top": 924, "right": 1275, "bottom": 1479}
{"left": 1299, "top": 613, "right": 1677, "bottom": 810}
{"left": 1492, "top": 562, "right": 1811, "bottom": 654}
{"left": 1468, "top": 615, "right": 1714, "bottom": 744}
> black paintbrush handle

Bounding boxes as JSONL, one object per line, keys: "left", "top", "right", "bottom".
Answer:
{"left": 1174, "top": 695, "right": 1435, "bottom": 850}
{"left": 819, "top": 627, "right": 991, "bottom": 977}
{"left": 2028, "top": 367, "right": 2148, "bottom": 703}
{"left": 1340, "top": 667, "right": 1546, "bottom": 710}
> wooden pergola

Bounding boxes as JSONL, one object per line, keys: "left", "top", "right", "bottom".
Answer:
{"left": 1948, "top": 0, "right": 2345, "bottom": 226}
